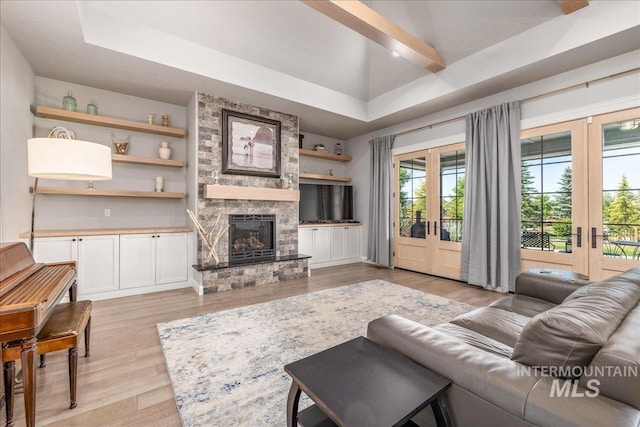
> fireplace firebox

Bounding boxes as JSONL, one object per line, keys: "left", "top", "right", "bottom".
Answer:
{"left": 229, "top": 214, "right": 276, "bottom": 264}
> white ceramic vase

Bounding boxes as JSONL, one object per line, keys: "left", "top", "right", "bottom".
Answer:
{"left": 159, "top": 141, "right": 171, "bottom": 160}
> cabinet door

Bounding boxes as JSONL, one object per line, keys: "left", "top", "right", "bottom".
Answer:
{"left": 298, "top": 228, "right": 314, "bottom": 257}
{"left": 32, "top": 237, "right": 76, "bottom": 263}
{"left": 77, "top": 235, "right": 119, "bottom": 294}
{"left": 330, "top": 227, "right": 348, "bottom": 260}
{"left": 156, "top": 233, "right": 188, "bottom": 284}
{"left": 313, "top": 228, "right": 332, "bottom": 263}
{"left": 120, "top": 234, "right": 156, "bottom": 289}
{"left": 344, "top": 226, "right": 361, "bottom": 260}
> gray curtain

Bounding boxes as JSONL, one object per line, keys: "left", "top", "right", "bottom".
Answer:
{"left": 461, "top": 101, "right": 521, "bottom": 292}
{"left": 367, "top": 134, "right": 395, "bottom": 267}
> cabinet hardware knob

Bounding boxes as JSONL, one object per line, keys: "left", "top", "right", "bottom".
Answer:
{"left": 72, "top": 238, "right": 76, "bottom": 242}
{"left": 79, "top": 238, "right": 83, "bottom": 242}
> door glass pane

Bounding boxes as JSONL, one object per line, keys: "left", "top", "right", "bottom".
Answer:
{"left": 399, "top": 157, "right": 427, "bottom": 238}
{"left": 601, "top": 119, "right": 640, "bottom": 259}
{"left": 521, "top": 131, "right": 572, "bottom": 252}
{"left": 440, "top": 150, "right": 465, "bottom": 242}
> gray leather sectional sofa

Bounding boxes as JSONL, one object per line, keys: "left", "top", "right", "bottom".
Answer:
{"left": 367, "top": 269, "right": 640, "bottom": 427}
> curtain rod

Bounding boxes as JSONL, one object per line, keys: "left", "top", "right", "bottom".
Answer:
{"left": 394, "top": 66, "right": 640, "bottom": 138}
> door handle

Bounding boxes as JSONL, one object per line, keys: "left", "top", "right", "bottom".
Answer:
{"left": 434, "top": 221, "right": 437, "bottom": 236}
{"left": 427, "top": 221, "right": 430, "bottom": 235}
{"left": 576, "top": 227, "right": 582, "bottom": 248}
{"left": 592, "top": 227, "right": 597, "bottom": 249}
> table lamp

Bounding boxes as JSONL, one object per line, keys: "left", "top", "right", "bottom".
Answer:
{"left": 27, "top": 132, "right": 112, "bottom": 250}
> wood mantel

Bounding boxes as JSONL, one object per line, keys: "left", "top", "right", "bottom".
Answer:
{"left": 204, "top": 185, "right": 300, "bottom": 202}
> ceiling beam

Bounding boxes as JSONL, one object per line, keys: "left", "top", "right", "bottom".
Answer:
{"left": 302, "top": 0, "right": 444, "bottom": 73}
{"left": 556, "top": 0, "right": 589, "bottom": 14}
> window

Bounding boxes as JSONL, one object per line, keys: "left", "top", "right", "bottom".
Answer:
{"left": 601, "top": 121, "right": 640, "bottom": 258}
{"left": 398, "top": 157, "right": 426, "bottom": 238}
{"left": 439, "top": 150, "right": 465, "bottom": 242}
{"left": 520, "top": 131, "right": 572, "bottom": 252}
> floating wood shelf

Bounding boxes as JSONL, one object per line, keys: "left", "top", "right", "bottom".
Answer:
{"left": 112, "top": 154, "right": 185, "bottom": 168}
{"left": 35, "top": 106, "right": 186, "bottom": 138}
{"left": 204, "top": 185, "right": 300, "bottom": 202}
{"left": 299, "top": 148, "right": 351, "bottom": 162}
{"left": 299, "top": 173, "right": 351, "bottom": 182}
{"left": 36, "top": 187, "right": 185, "bottom": 199}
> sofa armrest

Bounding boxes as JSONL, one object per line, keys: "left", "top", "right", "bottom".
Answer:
{"left": 524, "top": 377, "right": 640, "bottom": 427}
{"left": 515, "top": 272, "right": 590, "bottom": 304}
{"left": 367, "top": 314, "right": 538, "bottom": 419}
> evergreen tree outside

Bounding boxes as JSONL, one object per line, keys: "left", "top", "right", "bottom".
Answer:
{"left": 521, "top": 165, "right": 538, "bottom": 225}
{"left": 399, "top": 167, "right": 411, "bottom": 234}
{"left": 553, "top": 166, "right": 572, "bottom": 220}
{"left": 607, "top": 174, "right": 640, "bottom": 240}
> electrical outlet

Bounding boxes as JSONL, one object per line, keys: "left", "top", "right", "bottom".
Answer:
{"left": 104, "top": 208, "right": 111, "bottom": 217}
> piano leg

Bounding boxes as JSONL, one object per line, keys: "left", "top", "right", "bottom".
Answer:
{"left": 3, "top": 360, "right": 15, "bottom": 427}
{"left": 20, "top": 338, "right": 37, "bottom": 427}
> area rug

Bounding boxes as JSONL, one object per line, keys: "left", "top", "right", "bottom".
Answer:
{"left": 157, "top": 280, "right": 475, "bottom": 426}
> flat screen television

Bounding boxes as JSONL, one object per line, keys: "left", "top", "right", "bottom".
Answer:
{"left": 299, "top": 184, "right": 354, "bottom": 222}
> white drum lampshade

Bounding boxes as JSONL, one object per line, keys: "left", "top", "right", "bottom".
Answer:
{"left": 28, "top": 138, "right": 112, "bottom": 180}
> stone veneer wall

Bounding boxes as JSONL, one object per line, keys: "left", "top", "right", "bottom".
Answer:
{"left": 197, "top": 93, "right": 307, "bottom": 293}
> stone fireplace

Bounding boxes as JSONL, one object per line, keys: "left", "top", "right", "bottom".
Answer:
{"left": 229, "top": 214, "right": 276, "bottom": 264}
{"left": 196, "top": 93, "right": 308, "bottom": 293}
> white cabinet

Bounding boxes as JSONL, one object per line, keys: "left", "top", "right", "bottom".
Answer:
{"left": 298, "top": 227, "right": 331, "bottom": 264}
{"left": 120, "top": 232, "right": 188, "bottom": 289}
{"left": 330, "top": 226, "right": 360, "bottom": 261}
{"left": 33, "top": 235, "right": 120, "bottom": 295}
{"left": 298, "top": 225, "right": 361, "bottom": 267}
{"left": 119, "top": 234, "right": 155, "bottom": 288}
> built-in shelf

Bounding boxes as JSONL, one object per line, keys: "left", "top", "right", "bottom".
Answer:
{"left": 112, "top": 154, "right": 185, "bottom": 168}
{"left": 299, "top": 173, "right": 351, "bottom": 182}
{"left": 34, "top": 106, "right": 186, "bottom": 138}
{"left": 299, "top": 148, "right": 351, "bottom": 162}
{"left": 204, "top": 185, "right": 300, "bottom": 202}
{"left": 36, "top": 187, "right": 185, "bottom": 199}
{"left": 19, "top": 227, "right": 192, "bottom": 238}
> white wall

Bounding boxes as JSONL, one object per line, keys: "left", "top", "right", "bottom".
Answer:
{"left": 31, "top": 77, "right": 188, "bottom": 231}
{"left": 186, "top": 92, "right": 202, "bottom": 285}
{"left": 0, "top": 24, "right": 35, "bottom": 242}
{"left": 348, "top": 51, "right": 640, "bottom": 259}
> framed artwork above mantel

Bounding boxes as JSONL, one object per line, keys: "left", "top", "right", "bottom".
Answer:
{"left": 222, "top": 109, "right": 281, "bottom": 177}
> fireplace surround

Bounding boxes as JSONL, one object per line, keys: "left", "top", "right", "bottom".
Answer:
{"left": 229, "top": 214, "right": 276, "bottom": 264}
{"left": 197, "top": 93, "right": 308, "bottom": 293}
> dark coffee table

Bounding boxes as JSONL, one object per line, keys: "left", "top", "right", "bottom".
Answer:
{"left": 284, "top": 337, "right": 451, "bottom": 427}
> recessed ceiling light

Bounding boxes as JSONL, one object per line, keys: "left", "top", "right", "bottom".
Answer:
{"left": 392, "top": 51, "right": 400, "bottom": 58}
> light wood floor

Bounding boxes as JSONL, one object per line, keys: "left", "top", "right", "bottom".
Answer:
{"left": 4, "top": 263, "right": 503, "bottom": 427}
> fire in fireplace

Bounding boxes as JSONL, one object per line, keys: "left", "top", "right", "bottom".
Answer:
{"left": 229, "top": 214, "right": 276, "bottom": 264}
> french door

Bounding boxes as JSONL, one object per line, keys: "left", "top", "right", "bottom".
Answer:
{"left": 393, "top": 143, "right": 464, "bottom": 279}
{"left": 520, "top": 120, "right": 589, "bottom": 275}
{"left": 521, "top": 107, "right": 640, "bottom": 279}
{"left": 588, "top": 108, "right": 640, "bottom": 280}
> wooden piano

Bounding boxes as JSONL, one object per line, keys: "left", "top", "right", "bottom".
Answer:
{"left": 0, "top": 242, "right": 77, "bottom": 427}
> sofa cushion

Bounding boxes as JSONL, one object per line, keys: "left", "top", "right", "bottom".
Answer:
{"left": 578, "top": 303, "right": 640, "bottom": 410}
{"left": 515, "top": 271, "right": 590, "bottom": 304}
{"left": 512, "top": 269, "right": 640, "bottom": 377}
{"left": 450, "top": 307, "right": 530, "bottom": 348}
{"left": 490, "top": 294, "right": 556, "bottom": 317}
{"left": 433, "top": 323, "right": 513, "bottom": 359}
{"left": 564, "top": 268, "right": 640, "bottom": 305}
